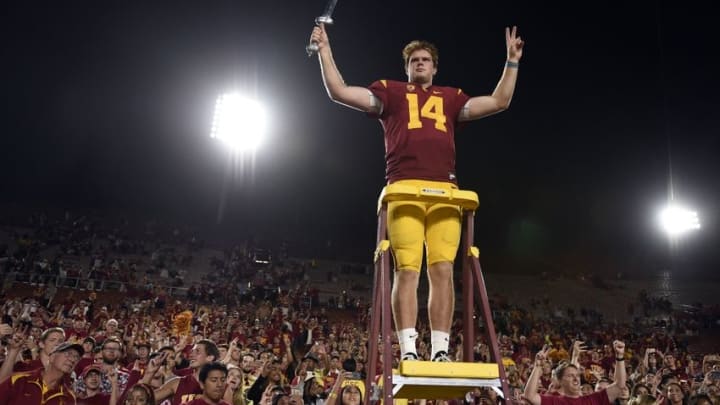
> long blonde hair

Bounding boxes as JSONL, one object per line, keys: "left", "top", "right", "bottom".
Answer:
{"left": 227, "top": 364, "right": 246, "bottom": 405}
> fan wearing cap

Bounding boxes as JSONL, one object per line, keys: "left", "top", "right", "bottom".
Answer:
{"left": 94, "top": 318, "right": 121, "bottom": 345}
{"left": 76, "top": 337, "right": 131, "bottom": 397}
{"left": 295, "top": 351, "right": 321, "bottom": 383}
{"left": 127, "top": 342, "right": 152, "bottom": 372}
{"left": 66, "top": 317, "right": 89, "bottom": 342}
{"left": 302, "top": 373, "right": 326, "bottom": 405}
{"left": 247, "top": 357, "right": 286, "bottom": 405}
{"left": 303, "top": 352, "right": 321, "bottom": 373}
{"left": 74, "top": 336, "right": 97, "bottom": 377}
{"left": 324, "top": 371, "right": 364, "bottom": 405}
{"left": 0, "top": 326, "right": 66, "bottom": 382}
{"left": 77, "top": 363, "right": 121, "bottom": 405}
{"left": 0, "top": 342, "right": 82, "bottom": 405}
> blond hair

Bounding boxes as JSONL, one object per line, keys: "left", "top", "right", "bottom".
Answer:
{"left": 402, "top": 40, "right": 439, "bottom": 68}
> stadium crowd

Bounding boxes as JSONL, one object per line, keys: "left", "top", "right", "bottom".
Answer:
{"left": 1, "top": 212, "right": 719, "bottom": 405}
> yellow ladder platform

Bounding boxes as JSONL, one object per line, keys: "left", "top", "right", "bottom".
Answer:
{"left": 399, "top": 361, "right": 499, "bottom": 379}
{"left": 378, "top": 184, "right": 479, "bottom": 212}
{"left": 393, "top": 361, "right": 502, "bottom": 400}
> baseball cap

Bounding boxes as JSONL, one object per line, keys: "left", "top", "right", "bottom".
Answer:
{"left": 304, "top": 371, "right": 323, "bottom": 384}
{"left": 52, "top": 342, "right": 85, "bottom": 356}
{"left": 341, "top": 379, "right": 366, "bottom": 401}
{"left": 81, "top": 364, "right": 103, "bottom": 378}
{"left": 303, "top": 352, "right": 320, "bottom": 363}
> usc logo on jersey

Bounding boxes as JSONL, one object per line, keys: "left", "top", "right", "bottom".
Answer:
{"left": 181, "top": 393, "right": 199, "bottom": 404}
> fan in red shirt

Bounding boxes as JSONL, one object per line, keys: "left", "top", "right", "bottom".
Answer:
{"left": 76, "top": 364, "right": 117, "bottom": 405}
{"left": 0, "top": 326, "right": 66, "bottom": 382}
{"left": 524, "top": 341, "right": 628, "bottom": 405}
{"left": 184, "top": 362, "right": 231, "bottom": 405}
{"left": 142, "top": 339, "right": 221, "bottom": 405}
{"left": 0, "top": 342, "right": 83, "bottom": 405}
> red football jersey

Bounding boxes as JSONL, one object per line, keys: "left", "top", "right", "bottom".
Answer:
{"left": 173, "top": 374, "right": 203, "bottom": 405}
{"left": 368, "top": 80, "right": 470, "bottom": 184}
{"left": 183, "top": 397, "right": 231, "bottom": 405}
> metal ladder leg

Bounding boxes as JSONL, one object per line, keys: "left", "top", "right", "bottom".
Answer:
{"left": 462, "top": 210, "right": 510, "bottom": 400}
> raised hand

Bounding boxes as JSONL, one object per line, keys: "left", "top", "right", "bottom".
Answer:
{"left": 534, "top": 345, "right": 550, "bottom": 367}
{"left": 146, "top": 351, "right": 167, "bottom": 376}
{"left": 613, "top": 340, "right": 625, "bottom": 357}
{"left": 0, "top": 323, "right": 13, "bottom": 336}
{"left": 108, "top": 369, "right": 118, "bottom": 387}
{"left": 261, "top": 383, "right": 277, "bottom": 405}
{"left": 505, "top": 26, "right": 524, "bottom": 62}
{"left": 8, "top": 326, "right": 28, "bottom": 351}
{"left": 309, "top": 23, "right": 330, "bottom": 53}
{"left": 261, "top": 360, "right": 273, "bottom": 378}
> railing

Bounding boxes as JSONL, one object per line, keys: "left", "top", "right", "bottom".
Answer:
{"left": 3, "top": 272, "right": 189, "bottom": 297}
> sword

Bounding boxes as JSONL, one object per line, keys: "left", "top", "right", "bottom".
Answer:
{"left": 306, "top": 0, "right": 338, "bottom": 56}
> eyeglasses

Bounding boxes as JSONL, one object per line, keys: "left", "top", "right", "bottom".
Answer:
{"left": 60, "top": 351, "right": 81, "bottom": 362}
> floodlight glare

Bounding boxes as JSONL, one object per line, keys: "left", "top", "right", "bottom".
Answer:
{"left": 658, "top": 204, "right": 701, "bottom": 236}
{"left": 211, "top": 93, "right": 267, "bottom": 152}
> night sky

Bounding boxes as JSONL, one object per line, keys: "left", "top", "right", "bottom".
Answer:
{"left": 3, "top": 1, "right": 718, "bottom": 278}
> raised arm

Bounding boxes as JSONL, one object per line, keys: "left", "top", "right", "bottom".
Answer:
{"left": 153, "top": 378, "right": 180, "bottom": 403}
{"left": 0, "top": 327, "right": 26, "bottom": 382}
{"left": 570, "top": 340, "right": 585, "bottom": 368}
{"left": 605, "top": 340, "right": 627, "bottom": 403}
{"left": 221, "top": 338, "right": 238, "bottom": 364}
{"left": 108, "top": 369, "right": 119, "bottom": 405}
{"left": 460, "top": 26, "right": 524, "bottom": 121}
{"left": 282, "top": 333, "right": 296, "bottom": 365}
{"left": 523, "top": 345, "right": 549, "bottom": 405}
{"left": 140, "top": 352, "right": 164, "bottom": 385}
{"left": 640, "top": 348, "right": 653, "bottom": 374}
{"left": 309, "top": 23, "right": 381, "bottom": 113}
{"left": 325, "top": 371, "right": 348, "bottom": 405}
{"left": 141, "top": 352, "right": 177, "bottom": 402}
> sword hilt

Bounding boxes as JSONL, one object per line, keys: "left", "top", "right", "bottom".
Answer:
{"left": 306, "top": 15, "right": 334, "bottom": 57}
{"left": 306, "top": 42, "right": 320, "bottom": 56}
{"left": 315, "top": 15, "right": 334, "bottom": 25}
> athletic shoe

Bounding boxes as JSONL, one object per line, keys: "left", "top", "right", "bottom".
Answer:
{"left": 432, "top": 351, "right": 452, "bottom": 362}
{"left": 401, "top": 352, "right": 419, "bottom": 361}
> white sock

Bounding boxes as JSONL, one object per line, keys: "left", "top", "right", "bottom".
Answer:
{"left": 431, "top": 330, "right": 450, "bottom": 358}
{"left": 397, "top": 328, "right": 418, "bottom": 355}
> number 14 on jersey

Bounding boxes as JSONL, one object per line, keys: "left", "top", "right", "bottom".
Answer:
{"left": 406, "top": 94, "right": 447, "bottom": 132}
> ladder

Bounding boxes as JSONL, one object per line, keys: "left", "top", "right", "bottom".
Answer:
{"left": 363, "top": 183, "right": 510, "bottom": 404}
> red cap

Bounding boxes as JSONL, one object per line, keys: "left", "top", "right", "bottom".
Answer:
{"left": 81, "top": 364, "right": 103, "bottom": 378}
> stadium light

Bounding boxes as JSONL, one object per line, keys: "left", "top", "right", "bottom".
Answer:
{"left": 211, "top": 93, "right": 267, "bottom": 152}
{"left": 657, "top": 203, "right": 701, "bottom": 237}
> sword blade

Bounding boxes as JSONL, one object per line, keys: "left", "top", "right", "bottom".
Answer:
{"left": 321, "top": 0, "right": 338, "bottom": 18}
